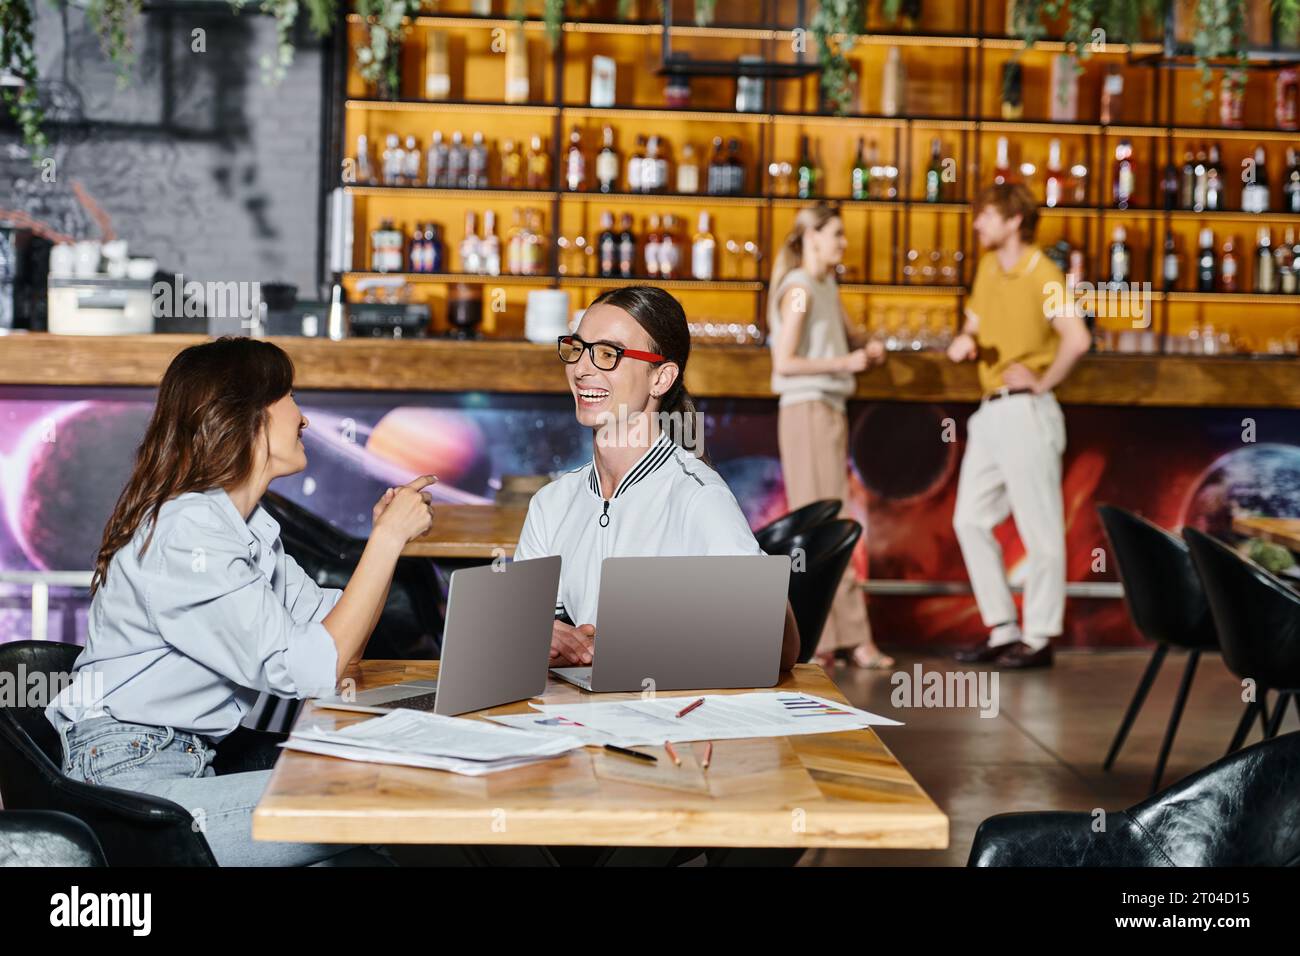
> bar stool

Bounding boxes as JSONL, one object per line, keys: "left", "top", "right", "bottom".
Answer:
{"left": 764, "top": 518, "right": 863, "bottom": 663}
{"left": 1097, "top": 505, "right": 1220, "bottom": 793}
{"left": 755, "top": 499, "right": 842, "bottom": 556}
{"left": 1184, "top": 527, "right": 1300, "bottom": 754}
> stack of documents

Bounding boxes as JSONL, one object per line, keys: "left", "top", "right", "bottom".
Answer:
{"left": 488, "top": 692, "right": 901, "bottom": 747}
{"left": 280, "top": 709, "right": 585, "bottom": 776}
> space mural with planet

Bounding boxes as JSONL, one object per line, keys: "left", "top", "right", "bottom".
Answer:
{"left": 2, "top": 385, "right": 1297, "bottom": 650}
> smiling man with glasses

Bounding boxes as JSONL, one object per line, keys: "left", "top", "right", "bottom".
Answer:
{"left": 513, "top": 285, "right": 801, "bottom": 672}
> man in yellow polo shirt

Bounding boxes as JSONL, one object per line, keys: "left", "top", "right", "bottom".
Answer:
{"left": 948, "top": 183, "right": 1091, "bottom": 669}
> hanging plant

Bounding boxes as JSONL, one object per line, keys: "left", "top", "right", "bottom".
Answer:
{"left": 0, "top": 0, "right": 46, "bottom": 152}
{"left": 86, "top": 0, "right": 142, "bottom": 80}
{"left": 694, "top": 0, "right": 715, "bottom": 28}
{"left": 811, "top": 0, "right": 864, "bottom": 115}
{"left": 354, "top": 0, "right": 419, "bottom": 98}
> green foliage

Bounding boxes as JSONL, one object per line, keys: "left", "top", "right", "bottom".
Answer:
{"left": 0, "top": 0, "right": 46, "bottom": 156}
{"left": 811, "top": 0, "right": 864, "bottom": 115}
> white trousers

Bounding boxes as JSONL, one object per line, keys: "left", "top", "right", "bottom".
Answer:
{"left": 952, "top": 392, "right": 1067, "bottom": 643}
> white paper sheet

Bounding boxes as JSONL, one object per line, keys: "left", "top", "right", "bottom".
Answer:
{"left": 528, "top": 691, "right": 902, "bottom": 745}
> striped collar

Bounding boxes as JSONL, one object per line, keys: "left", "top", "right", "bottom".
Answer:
{"left": 587, "top": 431, "right": 677, "bottom": 500}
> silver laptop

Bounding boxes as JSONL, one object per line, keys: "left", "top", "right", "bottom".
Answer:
{"left": 550, "top": 555, "right": 791, "bottom": 693}
{"left": 313, "top": 555, "right": 561, "bottom": 717}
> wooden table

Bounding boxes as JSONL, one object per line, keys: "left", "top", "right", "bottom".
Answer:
{"left": 401, "top": 504, "right": 527, "bottom": 559}
{"left": 252, "top": 660, "right": 948, "bottom": 855}
{"left": 1232, "top": 515, "right": 1300, "bottom": 552}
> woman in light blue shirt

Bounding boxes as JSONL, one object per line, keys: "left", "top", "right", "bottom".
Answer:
{"left": 46, "top": 337, "right": 436, "bottom": 866}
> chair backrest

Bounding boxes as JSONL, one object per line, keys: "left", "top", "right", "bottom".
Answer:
{"left": 1184, "top": 528, "right": 1300, "bottom": 691}
{"left": 0, "top": 810, "right": 107, "bottom": 866}
{"left": 263, "top": 491, "right": 441, "bottom": 659}
{"left": 770, "top": 519, "right": 863, "bottom": 662}
{"left": 1128, "top": 728, "right": 1300, "bottom": 866}
{"left": 1097, "top": 504, "right": 1218, "bottom": 650}
{"left": 0, "top": 641, "right": 217, "bottom": 866}
{"left": 755, "top": 499, "right": 843, "bottom": 556}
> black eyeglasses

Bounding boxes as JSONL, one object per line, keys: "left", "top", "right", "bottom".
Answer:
{"left": 557, "top": 334, "right": 665, "bottom": 371}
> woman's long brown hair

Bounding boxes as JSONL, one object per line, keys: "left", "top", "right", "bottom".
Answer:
{"left": 90, "top": 337, "right": 295, "bottom": 595}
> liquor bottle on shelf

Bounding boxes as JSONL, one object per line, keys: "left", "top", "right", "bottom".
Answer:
{"left": 1161, "top": 158, "right": 1178, "bottom": 211}
{"left": 522, "top": 208, "right": 545, "bottom": 276}
{"left": 644, "top": 213, "right": 662, "bottom": 278}
{"left": 1100, "top": 65, "right": 1123, "bottom": 125}
{"left": 403, "top": 137, "right": 420, "bottom": 185}
{"left": 505, "top": 209, "right": 522, "bottom": 275}
{"left": 1070, "top": 157, "right": 1089, "bottom": 204}
{"left": 1242, "top": 146, "right": 1270, "bottom": 214}
{"left": 1191, "top": 147, "right": 1207, "bottom": 212}
{"left": 1205, "top": 144, "right": 1223, "bottom": 211}
{"left": 448, "top": 131, "right": 468, "bottom": 188}
{"left": 1221, "top": 236, "right": 1239, "bottom": 292}
{"left": 726, "top": 139, "right": 745, "bottom": 195}
{"left": 628, "top": 135, "right": 647, "bottom": 193}
{"left": 1255, "top": 228, "right": 1276, "bottom": 294}
{"left": 993, "top": 136, "right": 1011, "bottom": 186}
{"left": 1285, "top": 148, "right": 1300, "bottom": 213}
{"left": 1196, "top": 228, "right": 1217, "bottom": 293}
{"left": 1162, "top": 233, "right": 1181, "bottom": 292}
{"left": 427, "top": 132, "right": 447, "bottom": 187}
{"left": 504, "top": 24, "right": 529, "bottom": 104}
{"left": 1045, "top": 139, "right": 1064, "bottom": 207}
{"left": 425, "top": 31, "right": 450, "bottom": 101}
{"left": 1179, "top": 150, "right": 1195, "bottom": 209}
{"left": 677, "top": 143, "right": 700, "bottom": 194}
{"left": 1049, "top": 54, "right": 1079, "bottom": 121}
{"left": 1294, "top": 229, "right": 1300, "bottom": 292}
{"left": 648, "top": 135, "right": 670, "bottom": 194}
{"left": 467, "top": 132, "right": 489, "bottom": 189}
{"left": 1279, "top": 68, "right": 1300, "bottom": 131}
{"left": 1279, "top": 227, "right": 1298, "bottom": 294}
{"left": 925, "top": 138, "right": 944, "bottom": 203}
{"left": 481, "top": 209, "right": 500, "bottom": 277}
{"left": 659, "top": 215, "right": 682, "bottom": 279}
{"left": 852, "top": 137, "right": 869, "bottom": 200}
{"left": 526, "top": 135, "right": 550, "bottom": 189}
{"left": 426, "top": 223, "right": 444, "bottom": 273}
{"left": 1108, "top": 226, "right": 1131, "bottom": 284}
{"left": 409, "top": 223, "right": 426, "bottom": 273}
{"left": 371, "top": 219, "right": 404, "bottom": 273}
{"left": 597, "top": 126, "right": 619, "bottom": 194}
{"left": 898, "top": 0, "right": 921, "bottom": 30}
{"left": 1220, "top": 69, "right": 1245, "bottom": 129}
{"left": 614, "top": 213, "right": 635, "bottom": 279}
{"left": 382, "top": 134, "right": 402, "bottom": 186}
{"left": 1112, "top": 139, "right": 1136, "bottom": 210}
{"left": 353, "top": 134, "right": 373, "bottom": 185}
{"left": 797, "top": 135, "right": 817, "bottom": 199}
{"left": 460, "top": 211, "right": 481, "bottom": 274}
{"left": 565, "top": 125, "right": 586, "bottom": 192}
{"left": 598, "top": 211, "right": 617, "bottom": 278}
{"left": 499, "top": 138, "right": 522, "bottom": 189}
{"left": 691, "top": 212, "right": 716, "bottom": 281}
{"left": 1001, "top": 61, "right": 1023, "bottom": 120}
{"left": 881, "top": 47, "right": 905, "bottom": 117}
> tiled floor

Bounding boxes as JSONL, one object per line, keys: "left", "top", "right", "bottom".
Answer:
{"left": 803, "top": 649, "right": 1300, "bottom": 866}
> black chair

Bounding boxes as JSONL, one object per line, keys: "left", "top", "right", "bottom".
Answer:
{"left": 262, "top": 491, "right": 443, "bottom": 661}
{"left": 0, "top": 640, "right": 217, "bottom": 866}
{"left": 0, "top": 810, "right": 107, "bottom": 866}
{"left": 1184, "top": 527, "right": 1300, "bottom": 753}
{"left": 968, "top": 729, "right": 1300, "bottom": 866}
{"left": 1097, "top": 505, "right": 1221, "bottom": 793}
{"left": 755, "top": 499, "right": 843, "bottom": 556}
{"left": 765, "top": 519, "right": 863, "bottom": 663}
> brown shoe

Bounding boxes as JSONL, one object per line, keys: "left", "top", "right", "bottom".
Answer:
{"left": 994, "top": 642, "right": 1054, "bottom": 669}
{"left": 953, "top": 639, "right": 1012, "bottom": 664}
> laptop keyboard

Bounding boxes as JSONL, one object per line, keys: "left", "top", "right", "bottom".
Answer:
{"left": 390, "top": 692, "right": 439, "bottom": 711}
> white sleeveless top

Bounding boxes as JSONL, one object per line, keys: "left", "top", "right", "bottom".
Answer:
{"left": 767, "top": 267, "right": 855, "bottom": 412}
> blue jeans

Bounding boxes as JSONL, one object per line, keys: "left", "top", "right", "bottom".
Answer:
{"left": 59, "top": 716, "right": 391, "bottom": 867}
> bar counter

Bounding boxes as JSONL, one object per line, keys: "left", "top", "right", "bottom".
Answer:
{"left": 2, "top": 333, "right": 1298, "bottom": 409}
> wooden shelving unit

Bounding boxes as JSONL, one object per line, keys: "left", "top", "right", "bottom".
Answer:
{"left": 325, "top": 0, "right": 1300, "bottom": 353}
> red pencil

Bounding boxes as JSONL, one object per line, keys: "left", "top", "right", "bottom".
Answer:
{"left": 700, "top": 741, "right": 713, "bottom": 770}
{"left": 675, "top": 697, "right": 705, "bottom": 718}
{"left": 663, "top": 740, "right": 681, "bottom": 766}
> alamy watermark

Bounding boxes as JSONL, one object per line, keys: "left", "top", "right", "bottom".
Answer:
{"left": 592, "top": 408, "right": 705, "bottom": 458}
{"left": 0, "top": 665, "right": 104, "bottom": 710}
{"left": 151, "top": 274, "right": 261, "bottom": 323}
{"left": 1044, "top": 275, "right": 1153, "bottom": 328}
{"left": 890, "top": 663, "right": 1000, "bottom": 718}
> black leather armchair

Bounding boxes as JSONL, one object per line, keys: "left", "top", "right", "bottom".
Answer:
{"left": 0, "top": 641, "right": 218, "bottom": 865}
{"left": 969, "top": 730, "right": 1300, "bottom": 866}
{"left": 764, "top": 519, "right": 863, "bottom": 663}
{"left": 0, "top": 810, "right": 107, "bottom": 867}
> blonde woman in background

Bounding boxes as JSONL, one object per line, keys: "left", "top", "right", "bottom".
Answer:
{"left": 768, "top": 202, "right": 892, "bottom": 671}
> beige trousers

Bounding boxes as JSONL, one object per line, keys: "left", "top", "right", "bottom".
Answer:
{"left": 777, "top": 399, "right": 873, "bottom": 652}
